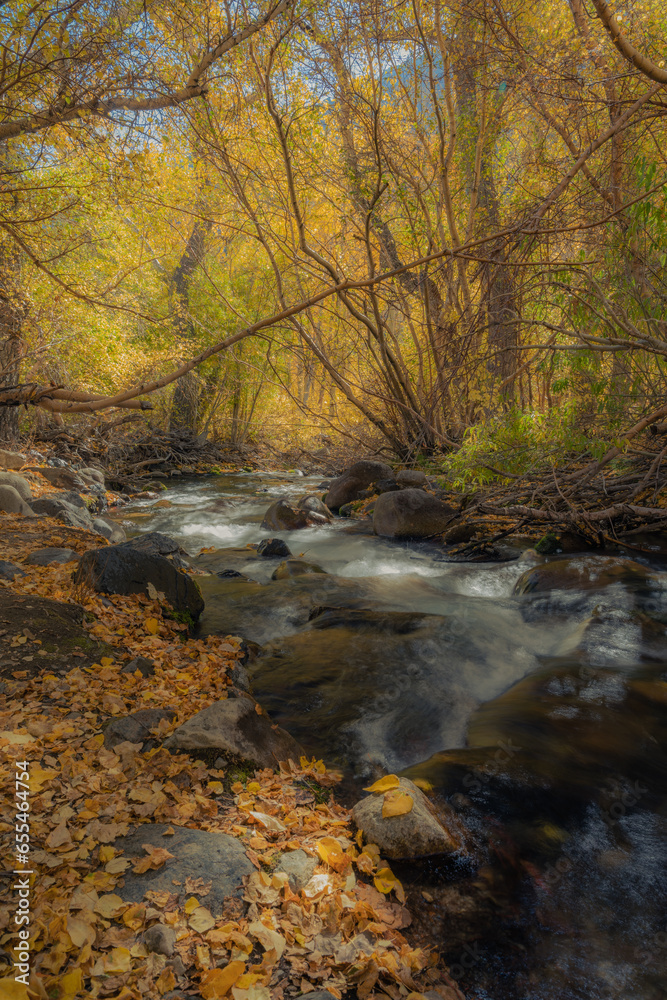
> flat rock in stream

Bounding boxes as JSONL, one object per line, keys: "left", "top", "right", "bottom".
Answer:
{"left": 163, "top": 692, "right": 304, "bottom": 769}
{"left": 114, "top": 823, "right": 253, "bottom": 915}
{"left": 352, "top": 777, "right": 461, "bottom": 859}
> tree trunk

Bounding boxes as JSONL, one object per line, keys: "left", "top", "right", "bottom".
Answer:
{"left": 0, "top": 247, "right": 27, "bottom": 443}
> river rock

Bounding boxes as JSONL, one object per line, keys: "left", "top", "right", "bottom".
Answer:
{"left": 514, "top": 555, "right": 655, "bottom": 595}
{"left": 351, "top": 777, "right": 460, "bottom": 859}
{"left": 271, "top": 559, "right": 327, "bottom": 580}
{"left": 0, "top": 448, "right": 25, "bottom": 470}
{"left": 25, "top": 547, "right": 80, "bottom": 566}
{"left": 121, "top": 656, "right": 155, "bottom": 677}
{"left": 373, "top": 488, "right": 458, "bottom": 538}
{"left": 0, "top": 472, "right": 32, "bottom": 501}
{"left": 143, "top": 923, "right": 175, "bottom": 958}
{"left": 120, "top": 530, "right": 188, "bottom": 563}
{"left": 275, "top": 849, "right": 317, "bottom": 890}
{"left": 31, "top": 494, "right": 93, "bottom": 529}
{"left": 324, "top": 460, "right": 394, "bottom": 511}
{"left": 163, "top": 693, "right": 304, "bottom": 769}
{"left": 262, "top": 498, "right": 324, "bottom": 530}
{"left": 257, "top": 538, "right": 291, "bottom": 558}
{"left": 92, "top": 517, "right": 127, "bottom": 543}
{"left": 114, "top": 823, "right": 253, "bottom": 916}
{"left": 0, "top": 560, "right": 26, "bottom": 581}
{"left": 0, "top": 484, "right": 35, "bottom": 517}
{"left": 296, "top": 494, "right": 333, "bottom": 520}
{"left": 79, "top": 466, "right": 105, "bottom": 486}
{"left": 74, "top": 544, "right": 204, "bottom": 619}
{"left": 103, "top": 708, "right": 176, "bottom": 749}
{"left": 396, "top": 469, "right": 427, "bottom": 487}
{"left": 29, "top": 466, "right": 87, "bottom": 491}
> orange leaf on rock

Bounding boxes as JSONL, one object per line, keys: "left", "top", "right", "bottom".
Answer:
{"left": 382, "top": 790, "right": 414, "bottom": 818}
{"left": 132, "top": 845, "right": 174, "bottom": 873}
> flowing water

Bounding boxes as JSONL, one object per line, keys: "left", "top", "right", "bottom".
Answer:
{"left": 119, "top": 471, "right": 667, "bottom": 1000}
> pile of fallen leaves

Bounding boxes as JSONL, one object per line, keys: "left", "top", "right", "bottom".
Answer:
{"left": 0, "top": 516, "right": 462, "bottom": 1000}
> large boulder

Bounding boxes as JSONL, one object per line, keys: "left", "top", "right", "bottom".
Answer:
{"left": 114, "top": 823, "right": 253, "bottom": 916}
{"left": 324, "top": 460, "right": 394, "bottom": 511}
{"left": 0, "top": 484, "right": 35, "bottom": 517}
{"left": 74, "top": 543, "right": 204, "bottom": 619}
{"left": 163, "top": 692, "right": 304, "bottom": 769}
{"left": 373, "top": 488, "right": 458, "bottom": 538}
{"left": 31, "top": 494, "right": 93, "bottom": 529}
{"left": 396, "top": 469, "right": 427, "bottom": 487}
{"left": 120, "top": 531, "right": 189, "bottom": 567}
{"left": 0, "top": 472, "right": 32, "bottom": 501}
{"left": 351, "top": 776, "right": 460, "bottom": 859}
{"left": 0, "top": 448, "right": 25, "bottom": 470}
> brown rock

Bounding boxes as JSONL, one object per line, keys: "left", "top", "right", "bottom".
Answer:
{"left": 351, "top": 777, "right": 460, "bottom": 859}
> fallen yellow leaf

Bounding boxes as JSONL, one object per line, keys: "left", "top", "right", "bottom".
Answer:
{"left": 382, "top": 790, "right": 414, "bottom": 818}
{"left": 200, "top": 961, "right": 245, "bottom": 999}
{"left": 144, "top": 617, "right": 159, "bottom": 634}
{"left": 364, "top": 774, "right": 400, "bottom": 794}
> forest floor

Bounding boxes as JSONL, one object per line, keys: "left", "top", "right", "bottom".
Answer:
{"left": 0, "top": 471, "right": 464, "bottom": 1000}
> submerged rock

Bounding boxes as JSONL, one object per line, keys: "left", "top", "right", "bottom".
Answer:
{"left": 114, "top": 823, "right": 253, "bottom": 916}
{"left": 352, "top": 777, "right": 460, "bottom": 858}
{"left": 324, "top": 460, "right": 394, "bottom": 511}
{"left": 163, "top": 692, "right": 304, "bottom": 769}
{"left": 373, "top": 488, "right": 458, "bottom": 538}
{"left": 262, "top": 498, "right": 325, "bottom": 530}
{"left": 514, "top": 555, "right": 655, "bottom": 595}
{"left": 271, "top": 559, "right": 327, "bottom": 580}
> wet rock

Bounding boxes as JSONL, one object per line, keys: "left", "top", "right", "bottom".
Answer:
{"left": 0, "top": 472, "right": 32, "bottom": 501}
{"left": 120, "top": 531, "right": 189, "bottom": 567}
{"left": 0, "top": 485, "right": 35, "bottom": 517}
{"left": 217, "top": 568, "right": 246, "bottom": 579}
{"left": 514, "top": 555, "right": 655, "bottom": 595}
{"left": 373, "top": 488, "right": 458, "bottom": 539}
{"left": 121, "top": 656, "right": 155, "bottom": 677}
{"left": 92, "top": 517, "right": 126, "bottom": 543}
{"left": 31, "top": 494, "right": 93, "bottom": 529}
{"left": 230, "top": 660, "right": 251, "bottom": 692}
{"left": 271, "top": 559, "right": 327, "bottom": 580}
{"left": 351, "top": 777, "right": 460, "bottom": 859}
{"left": 324, "top": 459, "right": 394, "bottom": 511}
{"left": 163, "top": 693, "right": 304, "bottom": 769}
{"left": 0, "top": 560, "right": 26, "bottom": 581}
{"left": 295, "top": 494, "right": 333, "bottom": 520}
{"left": 443, "top": 521, "right": 480, "bottom": 544}
{"left": 0, "top": 448, "right": 25, "bottom": 470}
{"left": 275, "top": 849, "right": 317, "bottom": 890}
{"left": 114, "top": 823, "right": 253, "bottom": 915}
{"left": 261, "top": 498, "right": 325, "bottom": 530}
{"left": 143, "top": 923, "right": 175, "bottom": 958}
{"left": 29, "top": 466, "right": 87, "bottom": 491}
{"left": 25, "top": 547, "right": 80, "bottom": 566}
{"left": 74, "top": 545, "right": 204, "bottom": 620}
{"left": 396, "top": 469, "right": 427, "bottom": 487}
{"left": 103, "top": 708, "right": 176, "bottom": 749}
{"left": 257, "top": 538, "right": 291, "bottom": 558}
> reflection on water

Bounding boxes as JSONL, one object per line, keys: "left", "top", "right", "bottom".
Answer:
{"left": 121, "top": 471, "right": 667, "bottom": 1000}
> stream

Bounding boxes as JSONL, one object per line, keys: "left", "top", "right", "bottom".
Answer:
{"left": 119, "top": 471, "right": 667, "bottom": 1000}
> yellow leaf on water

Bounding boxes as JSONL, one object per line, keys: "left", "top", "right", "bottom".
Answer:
{"left": 144, "top": 617, "right": 159, "bottom": 634}
{"left": 364, "top": 774, "right": 400, "bottom": 794}
{"left": 382, "top": 790, "right": 414, "bottom": 818}
{"left": 200, "top": 961, "right": 245, "bottom": 998}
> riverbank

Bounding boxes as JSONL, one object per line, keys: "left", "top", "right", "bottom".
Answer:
{"left": 0, "top": 481, "right": 464, "bottom": 999}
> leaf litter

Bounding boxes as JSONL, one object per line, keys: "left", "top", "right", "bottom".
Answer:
{"left": 0, "top": 511, "right": 464, "bottom": 1000}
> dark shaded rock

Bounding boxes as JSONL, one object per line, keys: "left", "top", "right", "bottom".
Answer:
{"left": 396, "top": 469, "right": 427, "bottom": 486}
{"left": 324, "top": 459, "right": 394, "bottom": 511}
{"left": 217, "top": 568, "right": 246, "bottom": 579}
{"left": 59, "top": 490, "right": 89, "bottom": 509}
{"left": 373, "top": 488, "right": 458, "bottom": 539}
{"left": 230, "top": 661, "right": 251, "bottom": 692}
{"left": 0, "top": 484, "right": 35, "bottom": 517}
{"left": 143, "top": 924, "right": 175, "bottom": 957}
{"left": 93, "top": 517, "right": 126, "bottom": 543}
{"left": 120, "top": 531, "right": 188, "bottom": 566}
{"left": 275, "top": 849, "right": 317, "bottom": 890}
{"left": 25, "top": 547, "right": 80, "bottom": 566}
{"left": 271, "top": 559, "right": 327, "bottom": 580}
{"left": 103, "top": 708, "right": 176, "bottom": 749}
{"left": 514, "top": 555, "right": 655, "bottom": 596}
{"left": 372, "top": 479, "right": 401, "bottom": 494}
{"left": 0, "top": 560, "right": 26, "bottom": 581}
{"left": 74, "top": 545, "right": 204, "bottom": 619}
{"left": 31, "top": 494, "right": 93, "bottom": 529}
{"left": 163, "top": 693, "right": 304, "bottom": 769}
{"left": 0, "top": 448, "right": 25, "bottom": 470}
{"left": 0, "top": 591, "right": 112, "bottom": 679}
{"left": 0, "top": 472, "right": 31, "bottom": 501}
{"left": 121, "top": 656, "right": 155, "bottom": 677}
{"left": 351, "top": 776, "right": 461, "bottom": 859}
{"left": 295, "top": 494, "right": 333, "bottom": 520}
{"left": 29, "top": 466, "right": 87, "bottom": 490}
{"left": 114, "top": 823, "right": 253, "bottom": 915}
{"left": 257, "top": 538, "right": 291, "bottom": 558}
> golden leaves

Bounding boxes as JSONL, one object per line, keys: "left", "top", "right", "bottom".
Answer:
{"left": 381, "top": 790, "right": 414, "bottom": 818}
{"left": 200, "top": 961, "right": 245, "bottom": 998}
{"left": 364, "top": 774, "right": 400, "bottom": 793}
{"left": 189, "top": 906, "right": 216, "bottom": 933}
{"left": 131, "top": 844, "right": 174, "bottom": 874}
